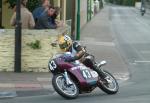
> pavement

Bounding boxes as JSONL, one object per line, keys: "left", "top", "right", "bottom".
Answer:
{"left": 80, "top": 6, "right": 129, "bottom": 77}
{"left": 0, "top": 6, "right": 129, "bottom": 98}
{"left": 0, "top": 72, "right": 53, "bottom": 98}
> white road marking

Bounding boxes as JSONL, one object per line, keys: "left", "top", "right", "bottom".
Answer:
{"left": 80, "top": 41, "right": 115, "bottom": 46}
{"left": 42, "top": 85, "right": 53, "bottom": 89}
{"left": 114, "top": 73, "right": 130, "bottom": 81}
{"left": 52, "top": 92, "right": 57, "bottom": 95}
{"left": 134, "top": 60, "right": 150, "bottom": 63}
{"left": 37, "top": 78, "right": 51, "bottom": 82}
{"left": 141, "top": 51, "right": 150, "bottom": 54}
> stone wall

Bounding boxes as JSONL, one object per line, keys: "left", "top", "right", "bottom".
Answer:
{"left": 0, "top": 28, "right": 67, "bottom": 72}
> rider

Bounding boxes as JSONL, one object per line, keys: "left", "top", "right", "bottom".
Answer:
{"left": 57, "top": 35, "right": 106, "bottom": 78}
{"left": 58, "top": 35, "right": 86, "bottom": 62}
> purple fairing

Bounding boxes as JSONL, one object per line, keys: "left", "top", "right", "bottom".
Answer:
{"left": 55, "top": 52, "right": 80, "bottom": 71}
{"left": 53, "top": 52, "right": 99, "bottom": 89}
{"left": 59, "top": 52, "right": 74, "bottom": 62}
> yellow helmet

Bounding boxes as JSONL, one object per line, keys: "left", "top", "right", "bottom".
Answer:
{"left": 58, "top": 35, "right": 72, "bottom": 51}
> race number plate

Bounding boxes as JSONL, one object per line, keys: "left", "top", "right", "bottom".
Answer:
{"left": 49, "top": 60, "right": 57, "bottom": 71}
{"left": 80, "top": 66, "right": 98, "bottom": 79}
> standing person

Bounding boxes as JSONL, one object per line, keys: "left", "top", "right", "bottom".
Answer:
{"left": 32, "top": 0, "right": 50, "bottom": 23}
{"left": 10, "top": 0, "right": 35, "bottom": 29}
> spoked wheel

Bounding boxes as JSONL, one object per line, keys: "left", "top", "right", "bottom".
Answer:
{"left": 98, "top": 70, "right": 119, "bottom": 94}
{"left": 52, "top": 74, "right": 79, "bottom": 99}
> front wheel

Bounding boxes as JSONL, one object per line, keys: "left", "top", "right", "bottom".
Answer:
{"left": 52, "top": 74, "right": 79, "bottom": 99}
{"left": 98, "top": 70, "right": 119, "bottom": 94}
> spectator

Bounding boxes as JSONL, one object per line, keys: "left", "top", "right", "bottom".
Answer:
{"left": 35, "top": 6, "right": 57, "bottom": 29}
{"left": 10, "top": 0, "right": 35, "bottom": 29}
{"left": 52, "top": 7, "right": 64, "bottom": 27}
{"left": 47, "top": 7, "right": 63, "bottom": 28}
{"left": 32, "top": 0, "right": 50, "bottom": 23}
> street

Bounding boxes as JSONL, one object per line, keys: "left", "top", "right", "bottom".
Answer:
{"left": 1, "top": 5, "right": 150, "bottom": 103}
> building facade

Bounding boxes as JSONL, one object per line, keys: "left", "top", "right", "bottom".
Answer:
{"left": 144, "top": 0, "right": 150, "bottom": 10}
{"left": 0, "top": 0, "right": 103, "bottom": 72}
{"left": 1, "top": 0, "right": 102, "bottom": 30}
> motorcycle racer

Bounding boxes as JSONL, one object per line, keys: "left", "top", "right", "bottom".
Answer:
{"left": 57, "top": 35, "right": 106, "bottom": 78}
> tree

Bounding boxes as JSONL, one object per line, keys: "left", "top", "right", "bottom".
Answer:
{"left": 4, "top": 0, "right": 42, "bottom": 12}
{"left": 0, "top": 0, "right": 2, "bottom": 28}
{"left": 108, "top": 0, "right": 136, "bottom": 6}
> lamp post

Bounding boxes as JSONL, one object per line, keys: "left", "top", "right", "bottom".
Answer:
{"left": 0, "top": 0, "right": 2, "bottom": 28}
{"left": 71, "top": 0, "right": 76, "bottom": 40}
{"left": 141, "top": 0, "right": 145, "bottom": 9}
{"left": 141, "top": 0, "right": 143, "bottom": 8}
{"left": 76, "top": 0, "right": 80, "bottom": 40}
{"left": 14, "top": 0, "right": 22, "bottom": 72}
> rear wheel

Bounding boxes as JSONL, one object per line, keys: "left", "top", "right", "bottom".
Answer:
{"left": 141, "top": 12, "right": 145, "bottom": 16}
{"left": 98, "top": 70, "right": 119, "bottom": 94}
{"left": 52, "top": 74, "right": 79, "bottom": 99}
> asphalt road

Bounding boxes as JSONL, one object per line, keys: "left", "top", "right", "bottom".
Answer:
{"left": 1, "top": 5, "right": 150, "bottom": 103}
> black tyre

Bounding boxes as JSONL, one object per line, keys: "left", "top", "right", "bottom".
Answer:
{"left": 141, "top": 12, "right": 144, "bottom": 16}
{"left": 52, "top": 74, "right": 79, "bottom": 99}
{"left": 98, "top": 70, "right": 119, "bottom": 94}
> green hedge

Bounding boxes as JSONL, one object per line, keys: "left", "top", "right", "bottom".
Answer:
{"left": 108, "top": 0, "right": 136, "bottom": 6}
{"left": 122, "top": 0, "right": 135, "bottom": 6}
{"left": 4, "top": 0, "right": 42, "bottom": 12}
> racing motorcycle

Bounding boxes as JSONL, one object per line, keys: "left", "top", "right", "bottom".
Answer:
{"left": 48, "top": 51, "right": 119, "bottom": 99}
{"left": 141, "top": 7, "right": 146, "bottom": 16}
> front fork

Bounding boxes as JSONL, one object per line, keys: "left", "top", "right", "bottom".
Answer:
{"left": 63, "top": 70, "right": 73, "bottom": 86}
{"left": 94, "top": 66, "right": 106, "bottom": 79}
{"left": 94, "top": 61, "right": 106, "bottom": 79}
